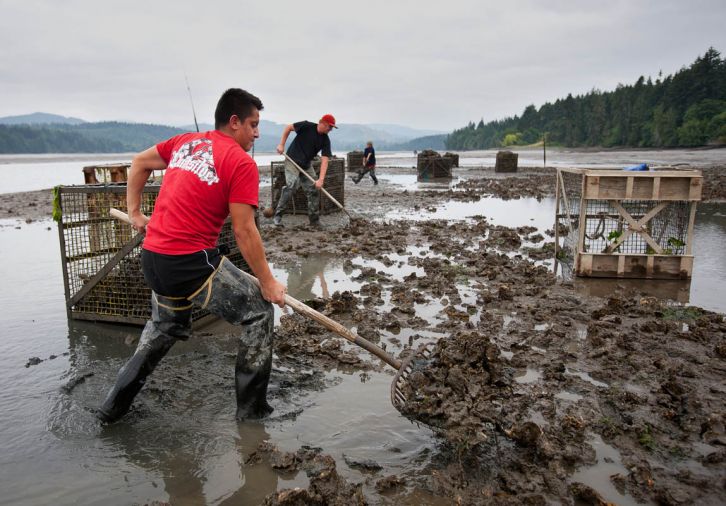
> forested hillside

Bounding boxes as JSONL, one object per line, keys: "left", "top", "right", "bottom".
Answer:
{"left": 447, "top": 48, "right": 726, "bottom": 150}
{"left": 0, "top": 122, "right": 186, "bottom": 154}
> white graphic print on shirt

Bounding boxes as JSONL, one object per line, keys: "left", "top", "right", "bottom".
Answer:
{"left": 168, "top": 139, "right": 219, "bottom": 185}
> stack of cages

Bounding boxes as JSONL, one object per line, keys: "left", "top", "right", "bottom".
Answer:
{"left": 554, "top": 168, "right": 702, "bottom": 280}
{"left": 270, "top": 157, "right": 345, "bottom": 215}
{"left": 346, "top": 151, "right": 365, "bottom": 172}
{"left": 56, "top": 164, "right": 251, "bottom": 326}
{"left": 416, "top": 150, "right": 454, "bottom": 181}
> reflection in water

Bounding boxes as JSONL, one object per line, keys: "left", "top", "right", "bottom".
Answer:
{"left": 574, "top": 277, "right": 692, "bottom": 304}
{"left": 285, "top": 255, "right": 333, "bottom": 301}
{"left": 97, "top": 421, "right": 278, "bottom": 505}
{"left": 570, "top": 433, "right": 636, "bottom": 506}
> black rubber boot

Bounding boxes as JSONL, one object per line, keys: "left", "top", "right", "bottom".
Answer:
{"left": 235, "top": 342, "right": 274, "bottom": 420}
{"left": 97, "top": 293, "right": 191, "bottom": 423}
{"left": 97, "top": 329, "right": 177, "bottom": 423}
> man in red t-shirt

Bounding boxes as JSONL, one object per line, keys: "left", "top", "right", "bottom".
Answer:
{"left": 98, "top": 88, "right": 286, "bottom": 423}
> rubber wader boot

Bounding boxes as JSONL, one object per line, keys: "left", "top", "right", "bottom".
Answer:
{"left": 234, "top": 339, "right": 274, "bottom": 419}
{"left": 189, "top": 257, "right": 275, "bottom": 420}
{"left": 97, "top": 293, "right": 191, "bottom": 423}
{"left": 273, "top": 186, "right": 293, "bottom": 227}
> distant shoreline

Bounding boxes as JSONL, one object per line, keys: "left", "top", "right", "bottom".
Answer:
{"left": 0, "top": 145, "right": 724, "bottom": 160}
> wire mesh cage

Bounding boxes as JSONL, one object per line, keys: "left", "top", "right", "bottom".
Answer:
{"left": 416, "top": 150, "right": 453, "bottom": 180}
{"left": 56, "top": 184, "right": 251, "bottom": 325}
{"left": 554, "top": 168, "right": 702, "bottom": 279}
{"left": 443, "top": 152, "right": 460, "bottom": 168}
{"left": 270, "top": 157, "right": 345, "bottom": 215}
{"left": 495, "top": 151, "right": 518, "bottom": 173}
{"left": 346, "top": 151, "right": 365, "bottom": 172}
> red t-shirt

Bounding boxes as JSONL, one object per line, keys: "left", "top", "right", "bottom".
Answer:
{"left": 143, "top": 130, "right": 259, "bottom": 255}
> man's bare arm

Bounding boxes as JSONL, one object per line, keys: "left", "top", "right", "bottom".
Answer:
{"left": 276, "top": 124, "right": 295, "bottom": 154}
{"left": 316, "top": 156, "right": 329, "bottom": 189}
{"left": 127, "top": 146, "right": 167, "bottom": 231}
{"left": 229, "top": 203, "right": 286, "bottom": 307}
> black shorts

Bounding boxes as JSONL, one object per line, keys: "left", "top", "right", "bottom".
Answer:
{"left": 141, "top": 246, "right": 227, "bottom": 297}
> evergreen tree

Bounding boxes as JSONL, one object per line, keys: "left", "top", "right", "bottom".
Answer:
{"left": 446, "top": 48, "right": 726, "bottom": 150}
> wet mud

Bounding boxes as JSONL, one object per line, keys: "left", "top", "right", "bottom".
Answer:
{"left": 9, "top": 162, "right": 726, "bottom": 504}
{"left": 253, "top": 165, "right": 726, "bottom": 504}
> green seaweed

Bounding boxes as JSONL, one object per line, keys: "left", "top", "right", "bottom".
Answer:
{"left": 52, "top": 186, "right": 62, "bottom": 223}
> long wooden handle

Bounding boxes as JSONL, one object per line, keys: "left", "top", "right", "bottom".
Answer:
{"left": 238, "top": 270, "right": 401, "bottom": 369}
{"left": 282, "top": 153, "right": 352, "bottom": 219}
{"left": 109, "top": 208, "right": 399, "bottom": 370}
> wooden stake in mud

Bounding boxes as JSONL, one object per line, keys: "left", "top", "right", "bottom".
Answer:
{"left": 282, "top": 153, "right": 352, "bottom": 220}
{"left": 108, "top": 208, "right": 428, "bottom": 412}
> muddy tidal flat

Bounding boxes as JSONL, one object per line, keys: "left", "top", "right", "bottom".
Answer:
{"left": 3, "top": 158, "right": 726, "bottom": 505}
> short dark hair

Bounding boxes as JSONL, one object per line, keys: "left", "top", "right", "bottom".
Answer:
{"left": 214, "top": 88, "right": 263, "bottom": 128}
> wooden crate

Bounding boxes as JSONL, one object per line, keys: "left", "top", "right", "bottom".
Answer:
{"left": 554, "top": 168, "right": 702, "bottom": 279}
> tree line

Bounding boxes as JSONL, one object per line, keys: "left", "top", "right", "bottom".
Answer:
{"left": 0, "top": 122, "right": 185, "bottom": 154}
{"left": 446, "top": 48, "right": 726, "bottom": 150}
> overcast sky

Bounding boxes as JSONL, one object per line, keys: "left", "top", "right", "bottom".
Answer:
{"left": 1, "top": 0, "right": 725, "bottom": 131}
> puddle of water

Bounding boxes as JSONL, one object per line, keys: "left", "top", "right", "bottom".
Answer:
{"left": 574, "top": 326, "right": 588, "bottom": 340}
{"left": 555, "top": 391, "right": 584, "bottom": 402}
{"left": 350, "top": 254, "right": 425, "bottom": 282}
{"left": 514, "top": 368, "right": 543, "bottom": 384}
{"left": 622, "top": 382, "right": 647, "bottom": 395}
{"left": 527, "top": 410, "right": 548, "bottom": 427}
{"left": 503, "top": 314, "right": 518, "bottom": 329}
{"left": 565, "top": 367, "right": 609, "bottom": 388}
{"left": 386, "top": 196, "right": 556, "bottom": 231}
{"left": 372, "top": 173, "right": 464, "bottom": 192}
{"left": 570, "top": 433, "right": 639, "bottom": 506}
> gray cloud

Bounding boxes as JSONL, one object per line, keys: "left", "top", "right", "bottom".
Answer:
{"left": 1, "top": 0, "right": 725, "bottom": 131}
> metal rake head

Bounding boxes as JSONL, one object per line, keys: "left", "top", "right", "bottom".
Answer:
{"left": 390, "top": 342, "right": 436, "bottom": 411}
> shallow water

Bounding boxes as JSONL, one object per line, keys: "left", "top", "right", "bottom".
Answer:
{"left": 3, "top": 208, "right": 723, "bottom": 503}
{"left": 3, "top": 147, "right": 725, "bottom": 194}
{"left": 376, "top": 147, "right": 726, "bottom": 170}
{"left": 387, "top": 195, "right": 726, "bottom": 313}
{"left": 0, "top": 220, "right": 447, "bottom": 505}
{"left": 0, "top": 152, "right": 292, "bottom": 194}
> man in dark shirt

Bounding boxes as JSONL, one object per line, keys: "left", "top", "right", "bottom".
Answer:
{"left": 274, "top": 115, "right": 337, "bottom": 227}
{"left": 352, "top": 141, "right": 378, "bottom": 185}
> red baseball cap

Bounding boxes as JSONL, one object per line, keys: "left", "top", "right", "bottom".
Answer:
{"left": 320, "top": 114, "right": 338, "bottom": 128}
